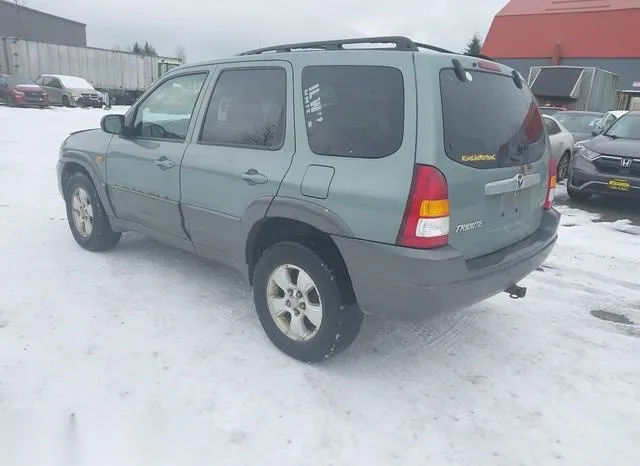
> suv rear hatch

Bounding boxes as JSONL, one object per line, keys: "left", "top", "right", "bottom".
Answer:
{"left": 415, "top": 55, "right": 550, "bottom": 259}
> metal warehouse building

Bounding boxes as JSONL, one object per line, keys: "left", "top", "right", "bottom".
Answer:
{"left": 482, "top": 0, "right": 640, "bottom": 90}
{"left": 0, "top": 0, "right": 86, "bottom": 47}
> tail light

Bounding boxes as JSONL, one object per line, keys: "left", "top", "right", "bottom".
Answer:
{"left": 544, "top": 156, "right": 557, "bottom": 210}
{"left": 11, "top": 89, "right": 25, "bottom": 96}
{"left": 397, "top": 165, "right": 449, "bottom": 249}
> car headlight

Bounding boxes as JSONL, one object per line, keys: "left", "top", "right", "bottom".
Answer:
{"left": 573, "top": 140, "right": 586, "bottom": 150}
{"left": 70, "top": 91, "right": 81, "bottom": 98}
{"left": 579, "top": 147, "right": 600, "bottom": 161}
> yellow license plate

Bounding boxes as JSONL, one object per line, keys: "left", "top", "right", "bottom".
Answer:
{"left": 608, "top": 179, "right": 631, "bottom": 192}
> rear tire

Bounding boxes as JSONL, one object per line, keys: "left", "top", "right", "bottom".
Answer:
{"left": 567, "top": 185, "right": 591, "bottom": 202}
{"left": 557, "top": 152, "right": 571, "bottom": 181}
{"left": 65, "top": 172, "right": 121, "bottom": 251}
{"left": 253, "top": 241, "right": 363, "bottom": 363}
{"left": 8, "top": 95, "right": 16, "bottom": 107}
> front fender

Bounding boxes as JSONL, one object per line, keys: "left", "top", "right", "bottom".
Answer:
{"left": 59, "top": 154, "right": 115, "bottom": 218}
{"left": 58, "top": 129, "right": 115, "bottom": 216}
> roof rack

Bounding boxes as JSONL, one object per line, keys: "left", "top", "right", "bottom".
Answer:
{"left": 239, "top": 36, "right": 454, "bottom": 56}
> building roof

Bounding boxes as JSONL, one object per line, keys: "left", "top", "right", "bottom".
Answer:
{"left": 497, "top": 0, "right": 640, "bottom": 15}
{"left": 483, "top": 0, "right": 640, "bottom": 58}
{"left": 0, "top": 0, "right": 85, "bottom": 26}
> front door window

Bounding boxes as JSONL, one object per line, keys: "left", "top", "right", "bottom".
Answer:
{"left": 132, "top": 73, "right": 207, "bottom": 141}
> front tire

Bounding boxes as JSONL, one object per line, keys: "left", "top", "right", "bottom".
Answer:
{"left": 65, "top": 172, "right": 121, "bottom": 251}
{"left": 253, "top": 241, "right": 363, "bottom": 363}
{"left": 557, "top": 152, "right": 571, "bottom": 181}
{"left": 62, "top": 95, "right": 72, "bottom": 107}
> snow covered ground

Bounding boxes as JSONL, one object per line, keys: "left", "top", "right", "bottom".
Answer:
{"left": 1, "top": 105, "right": 639, "bottom": 466}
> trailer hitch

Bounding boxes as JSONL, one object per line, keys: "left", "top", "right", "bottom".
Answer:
{"left": 505, "top": 284, "right": 527, "bottom": 299}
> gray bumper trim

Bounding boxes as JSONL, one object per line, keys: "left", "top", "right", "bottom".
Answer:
{"left": 333, "top": 209, "right": 560, "bottom": 321}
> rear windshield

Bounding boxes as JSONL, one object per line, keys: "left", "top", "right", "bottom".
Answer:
{"left": 440, "top": 69, "right": 546, "bottom": 169}
{"left": 553, "top": 112, "right": 603, "bottom": 133}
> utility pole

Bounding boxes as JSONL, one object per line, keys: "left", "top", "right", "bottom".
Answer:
{"left": 14, "top": 0, "right": 22, "bottom": 39}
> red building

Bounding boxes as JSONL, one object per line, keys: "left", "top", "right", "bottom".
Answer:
{"left": 482, "top": 0, "right": 640, "bottom": 90}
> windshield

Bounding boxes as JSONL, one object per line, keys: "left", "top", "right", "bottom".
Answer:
{"left": 553, "top": 113, "right": 603, "bottom": 133}
{"left": 605, "top": 114, "right": 640, "bottom": 140}
{"left": 6, "top": 76, "right": 36, "bottom": 86}
{"left": 58, "top": 76, "right": 95, "bottom": 90}
{"left": 440, "top": 69, "right": 545, "bottom": 169}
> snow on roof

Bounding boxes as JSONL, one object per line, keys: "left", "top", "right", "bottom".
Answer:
{"left": 43, "top": 74, "right": 95, "bottom": 90}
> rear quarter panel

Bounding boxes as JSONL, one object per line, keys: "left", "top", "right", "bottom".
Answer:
{"left": 277, "top": 51, "right": 417, "bottom": 244}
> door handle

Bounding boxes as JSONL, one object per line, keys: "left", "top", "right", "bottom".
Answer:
{"left": 155, "top": 157, "right": 175, "bottom": 170}
{"left": 241, "top": 169, "right": 268, "bottom": 185}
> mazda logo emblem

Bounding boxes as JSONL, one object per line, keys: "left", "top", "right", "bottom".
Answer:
{"left": 621, "top": 158, "right": 632, "bottom": 168}
{"left": 516, "top": 174, "right": 524, "bottom": 188}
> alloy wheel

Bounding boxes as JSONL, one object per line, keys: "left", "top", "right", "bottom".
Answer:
{"left": 266, "top": 264, "right": 323, "bottom": 342}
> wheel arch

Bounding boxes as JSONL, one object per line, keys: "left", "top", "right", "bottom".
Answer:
{"left": 59, "top": 156, "right": 115, "bottom": 217}
{"left": 245, "top": 216, "right": 356, "bottom": 304}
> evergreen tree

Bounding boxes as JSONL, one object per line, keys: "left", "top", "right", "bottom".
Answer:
{"left": 143, "top": 41, "right": 157, "bottom": 57}
{"left": 464, "top": 33, "right": 483, "bottom": 56}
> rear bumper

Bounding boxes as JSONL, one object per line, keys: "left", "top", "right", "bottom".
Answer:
{"left": 13, "top": 95, "right": 48, "bottom": 107}
{"left": 569, "top": 154, "right": 640, "bottom": 198}
{"left": 333, "top": 209, "right": 560, "bottom": 321}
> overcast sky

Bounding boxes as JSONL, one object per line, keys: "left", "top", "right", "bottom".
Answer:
{"left": 24, "top": 0, "right": 507, "bottom": 61}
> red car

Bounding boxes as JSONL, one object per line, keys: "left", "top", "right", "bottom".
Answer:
{"left": 0, "top": 74, "right": 49, "bottom": 108}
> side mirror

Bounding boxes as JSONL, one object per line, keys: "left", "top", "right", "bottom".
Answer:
{"left": 101, "top": 114, "right": 125, "bottom": 135}
{"left": 592, "top": 128, "right": 602, "bottom": 137}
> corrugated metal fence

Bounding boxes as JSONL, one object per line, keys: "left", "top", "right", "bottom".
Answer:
{"left": 1, "top": 37, "right": 179, "bottom": 92}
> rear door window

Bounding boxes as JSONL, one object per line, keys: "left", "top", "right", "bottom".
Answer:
{"left": 544, "top": 117, "right": 561, "bottom": 135}
{"left": 302, "top": 65, "right": 404, "bottom": 158}
{"left": 199, "top": 68, "right": 286, "bottom": 149}
{"left": 440, "top": 69, "right": 545, "bottom": 169}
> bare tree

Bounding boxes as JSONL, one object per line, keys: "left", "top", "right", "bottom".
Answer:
{"left": 175, "top": 45, "right": 187, "bottom": 63}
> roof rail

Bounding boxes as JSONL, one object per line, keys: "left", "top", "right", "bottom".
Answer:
{"left": 239, "top": 36, "right": 454, "bottom": 56}
{"left": 413, "top": 42, "right": 455, "bottom": 54}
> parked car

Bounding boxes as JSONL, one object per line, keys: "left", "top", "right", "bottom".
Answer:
{"left": 553, "top": 111, "right": 604, "bottom": 145}
{"left": 539, "top": 106, "right": 566, "bottom": 116}
{"left": 56, "top": 36, "right": 560, "bottom": 362}
{"left": 35, "top": 74, "right": 103, "bottom": 108}
{"left": 543, "top": 115, "right": 575, "bottom": 181}
{"left": 568, "top": 111, "right": 640, "bottom": 201}
{"left": 0, "top": 74, "right": 49, "bottom": 107}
